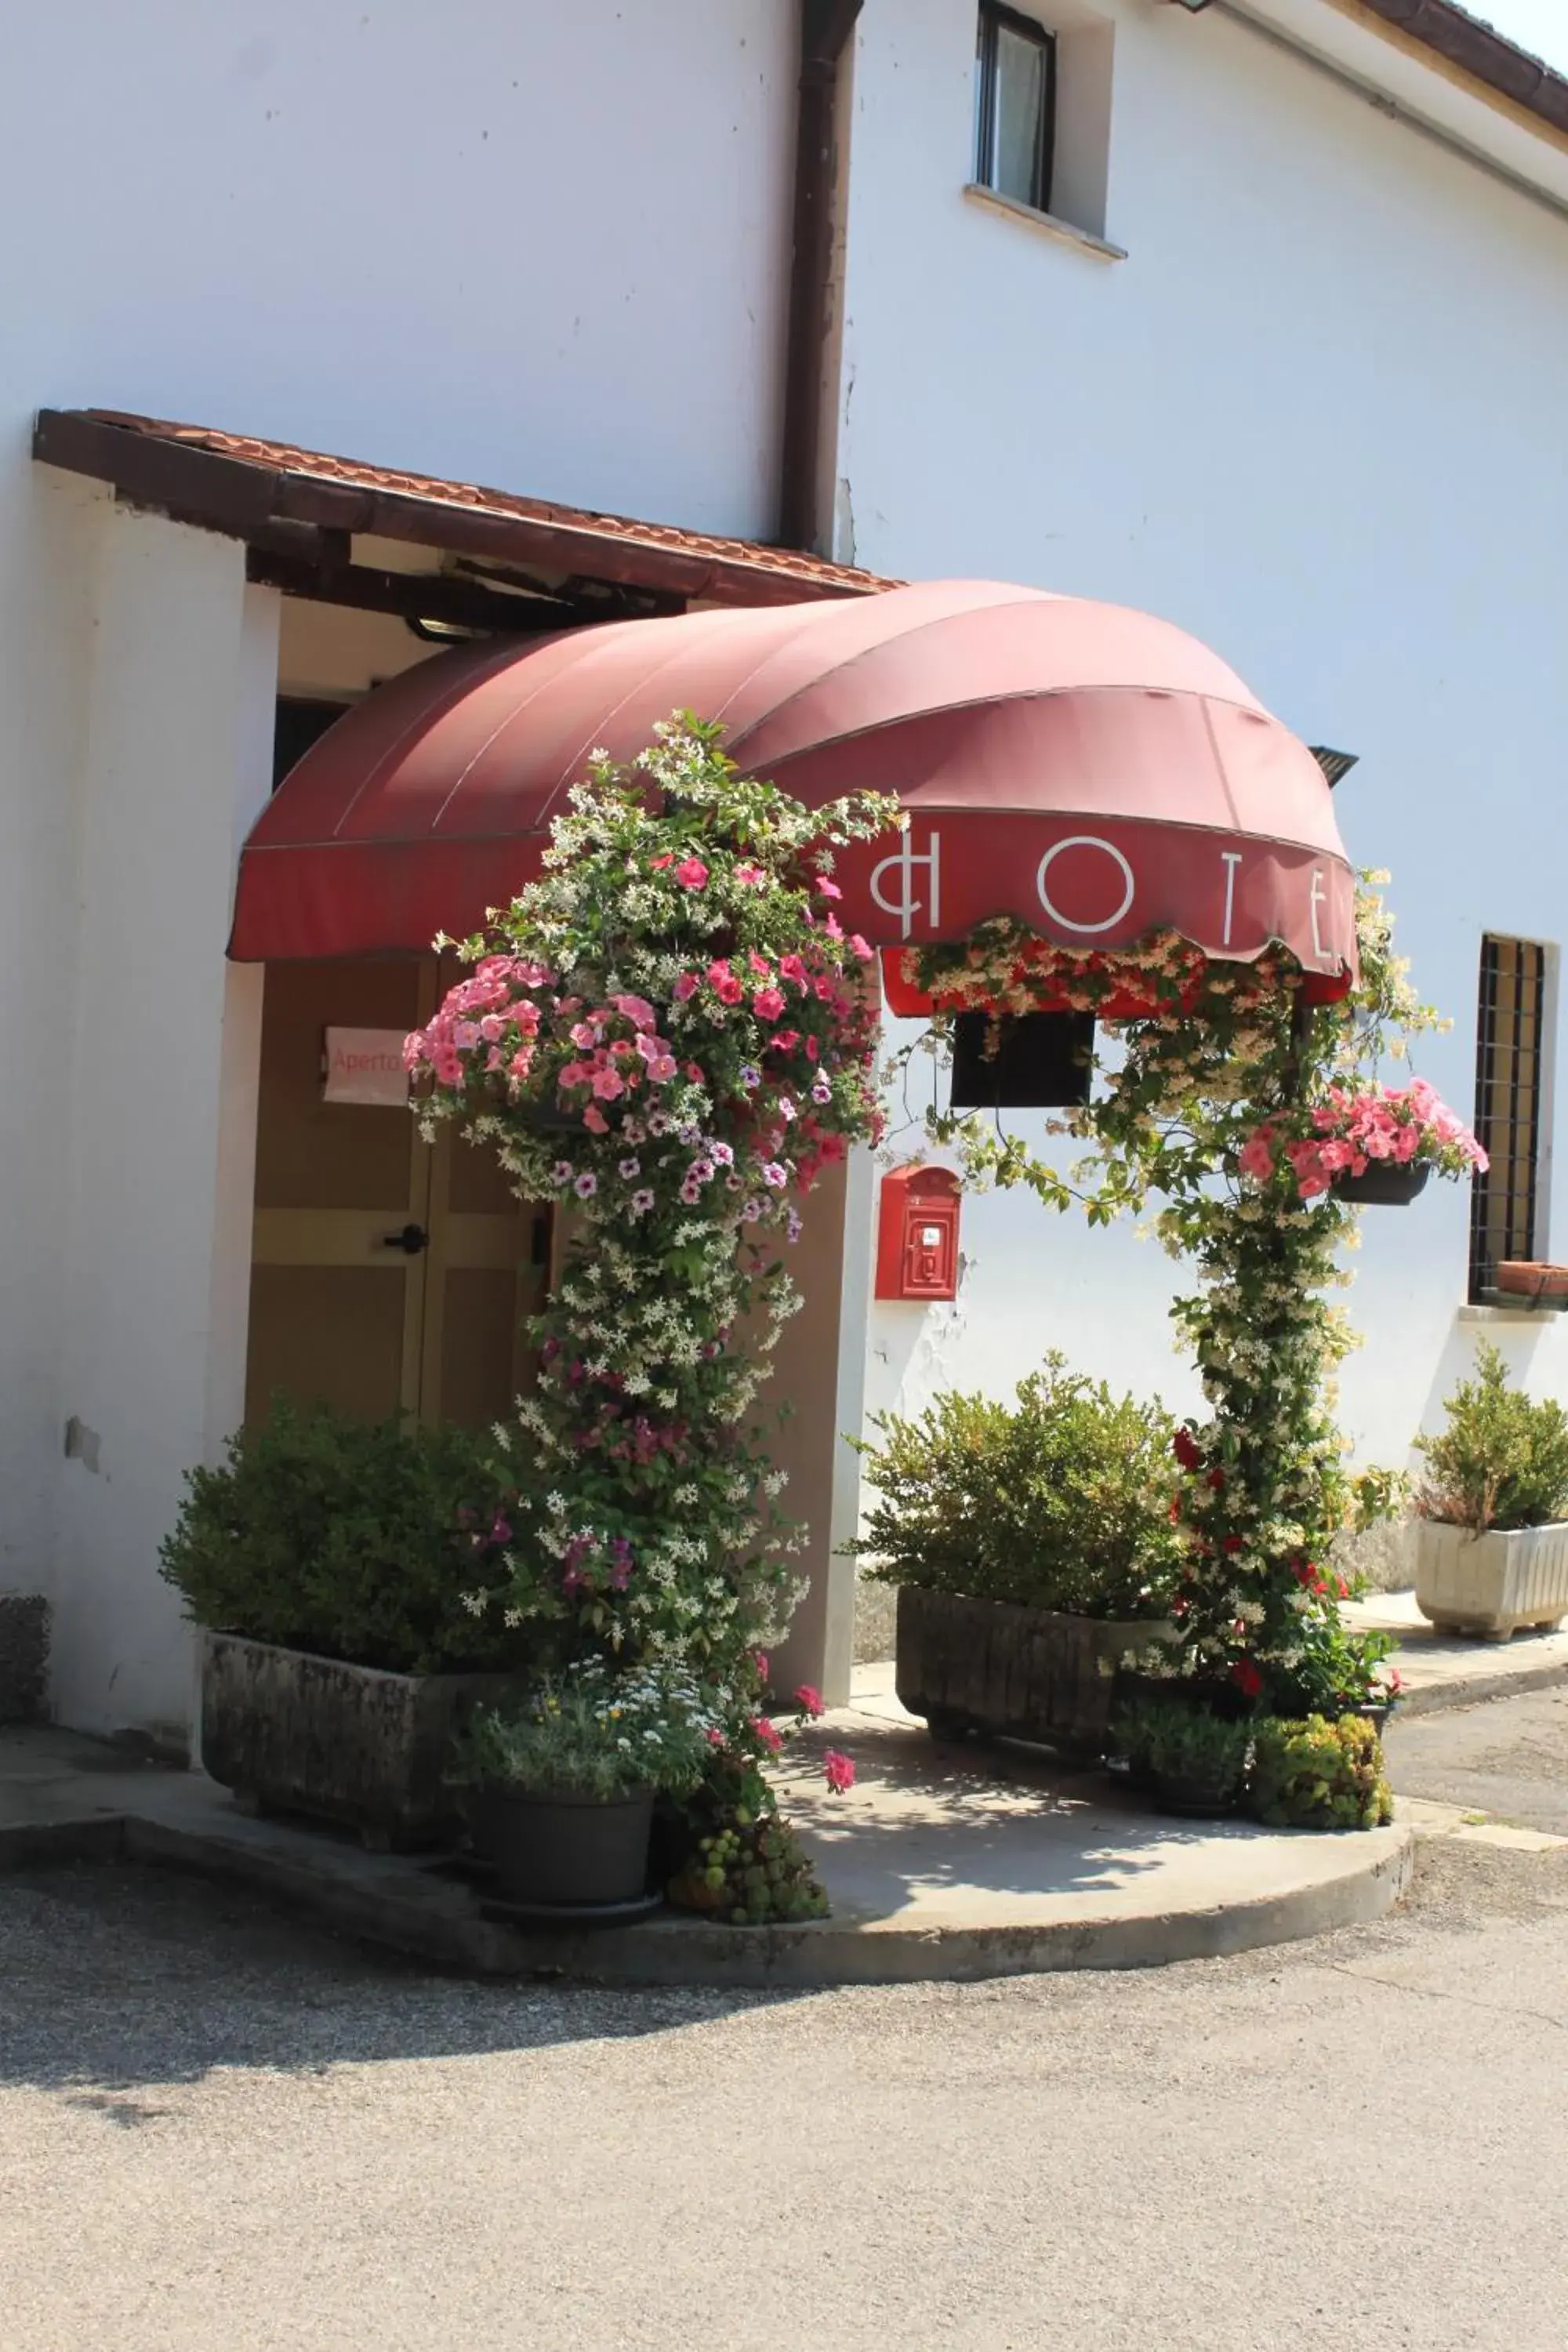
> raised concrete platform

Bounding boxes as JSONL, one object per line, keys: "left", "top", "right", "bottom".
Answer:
{"left": 0, "top": 1677, "right": 1412, "bottom": 1986}
{"left": 1343, "top": 1590, "right": 1568, "bottom": 1714}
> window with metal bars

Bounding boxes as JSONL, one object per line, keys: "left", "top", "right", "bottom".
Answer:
{"left": 1468, "top": 935, "right": 1549, "bottom": 1301}
{"left": 974, "top": 3, "right": 1056, "bottom": 215}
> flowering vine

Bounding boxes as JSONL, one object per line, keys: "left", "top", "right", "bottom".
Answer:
{"left": 404, "top": 717, "right": 896, "bottom": 1894}
{"left": 897, "top": 873, "right": 1480, "bottom": 1715}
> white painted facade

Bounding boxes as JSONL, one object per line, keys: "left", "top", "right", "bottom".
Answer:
{"left": 0, "top": 2, "right": 797, "bottom": 1739}
{"left": 4, "top": 0, "right": 1566, "bottom": 1734}
{"left": 842, "top": 1, "right": 1568, "bottom": 1493}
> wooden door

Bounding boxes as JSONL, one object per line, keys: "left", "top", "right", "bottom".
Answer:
{"left": 245, "top": 958, "right": 545, "bottom": 1432}
{"left": 419, "top": 1123, "right": 550, "bottom": 1430}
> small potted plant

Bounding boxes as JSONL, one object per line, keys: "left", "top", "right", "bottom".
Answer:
{"left": 1145, "top": 1704, "right": 1251, "bottom": 1818}
{"left": 1248, "top": 1715, "right": 1393, "bottom": 1831}
{"left": 1412, "top": 1343, "right": 1568, "bottom": 1638}
{"left": 1265, "top": 1606, "right": 1403, "bottom": 1730}
{"left": 456, "top": 1655, "right": 719, "bottom": 1913}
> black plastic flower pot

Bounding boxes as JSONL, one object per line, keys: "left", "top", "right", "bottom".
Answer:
{"left": 482, "top": 1786, "right": 655, "bottom": 1907}
{"left": 1331, "top": 1163, "right": 1429, "bottom": 1207}
{"left": 1151, "top": 1769, "right": 1240, "bottom": 1820}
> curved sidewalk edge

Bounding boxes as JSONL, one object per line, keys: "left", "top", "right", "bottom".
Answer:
{"left": 1, "top": 1723, "right": 1416, "bottom": 1989}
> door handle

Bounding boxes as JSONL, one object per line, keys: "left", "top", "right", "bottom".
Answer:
{"left": 380, "top": 1223, "right": 429, "bottom": 1255}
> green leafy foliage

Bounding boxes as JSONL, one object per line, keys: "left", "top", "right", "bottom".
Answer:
{"left": 452, "top": 1657, "right": 720, "bottom": 1801}
{"left": 853, "top": 1354, "right": 1181, "bottom": 1620}
{"left": 1144, "top": 1701, "right": 1251, "bottom": 1792}
{"left": 158, "top": 1396, "right": 524, "bottom": 1675}
{"left": 666, "top": 1813, "right": 829, "bottom": 1925}
{"left": 1248, "top": 1714, "right": 1393, "bottom": 1831}
{"left": 1415, "top": 1342, "right": 1568, "bottom": 1533}
{"left": 1265, "top": 1605, "right": 1398, "bottom": 1719}
{"left": 406, "top": 717, "right": 895, "bottom": 1686}
{"left": 884, "top": 874, "right": 1449, "bottom": 1708}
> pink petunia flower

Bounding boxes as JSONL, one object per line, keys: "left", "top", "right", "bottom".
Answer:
{"left": 793, "top": 1684, "right": 824, "bottom": 1719}
{"left": 675, "top": 857, "right": 710, "bottom": 891}
{"left": 753, "top": 987, "right": 786, "bottom": 1022}
{"left": 823, "top": 1749, "right": 855, "bottom": 1794}
{"left": 614, "top": 994, "right": 658, "bottom": 1030}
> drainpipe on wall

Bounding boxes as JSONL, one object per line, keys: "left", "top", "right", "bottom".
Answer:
{"left": 779, "top": 0, "right": 863, "bottom": 555}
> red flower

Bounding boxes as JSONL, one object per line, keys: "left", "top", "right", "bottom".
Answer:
{"left": 1229, "top": 1658, "right": 1263, "bottom": 1700}
{"left": 1207, "top": 1467, "right": 1227, "bottom": 1493}
{"left": 1224, "top": 1535, "right": 1243, "bottom": 1555}
{"left": 1168, "top": 1497, "right": 1182, "bottom": 1523}
{"left": 650, "top": 853, "right": 673, "bottom": 870}
{"left": 1173, "top": 1428, "right": 1203, "bottom": 1472}
{"left": 751, "top": 1714, "right": 782, "bottom": 1755}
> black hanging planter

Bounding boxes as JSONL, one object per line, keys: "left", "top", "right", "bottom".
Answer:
{"left": 949, "top": 1010, "right": 1094, "bottom": 1111}
{"left": 1332, "top": 1162, "right": 1429, "bottom": 1207}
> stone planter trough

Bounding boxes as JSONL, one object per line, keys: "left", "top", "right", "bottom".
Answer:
{"left": 200, "top": 1631, "right": 508, "bottom": 1849}
{"left": 895, "top": 1585, "right": 1171, "bottom": 1756}
{"left": 1414, "top": 1518, "right": 1568, "bottom": 1640}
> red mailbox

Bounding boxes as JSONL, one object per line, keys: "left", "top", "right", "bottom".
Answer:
{"left": 876, "top": 1166, "right": 961, "bottom": 1301}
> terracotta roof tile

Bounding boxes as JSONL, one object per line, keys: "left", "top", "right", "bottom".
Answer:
{"left": 69, "top": 408, "right": 895, "bottom": 603}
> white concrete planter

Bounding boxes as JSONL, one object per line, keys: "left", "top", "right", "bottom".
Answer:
{"left": 1414, "top": 1518, "right": 1568, "bottom": 1639}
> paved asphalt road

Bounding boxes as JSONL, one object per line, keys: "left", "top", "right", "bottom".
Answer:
{"left": 4, "top": 1695, "right": 1568, "bottom": 2352}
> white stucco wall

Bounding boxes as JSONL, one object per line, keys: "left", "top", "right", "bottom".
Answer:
{"left": 0, "top": 3, "right": 797, "bottom": 1731}
{"left": 844, "top": 0, "right": 1568, "bottom": 1472}
{"left": 0, "top": 0, "right": 794, "bottom": 532}
{"left": 49, "top": 509, "right": 279, "bottom": 1742}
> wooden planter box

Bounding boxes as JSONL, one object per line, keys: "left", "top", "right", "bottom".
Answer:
{"left": 895, "top": 1586, "right": 1171, "bottom": 1756}
{"left": 1414, "top": 1519, "right": 1568, "bottom": 1639}
{"left": 200, "top": 1632, "right": 508, "bottom": 1850}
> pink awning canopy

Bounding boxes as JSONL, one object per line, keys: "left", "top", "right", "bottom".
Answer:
{"left": 230, "top": 579, "right": 1356, "bottom": 990}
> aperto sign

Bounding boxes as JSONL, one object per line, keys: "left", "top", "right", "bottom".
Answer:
{"left": 321, "top": 1028, "right": 410, "bottom": 1107}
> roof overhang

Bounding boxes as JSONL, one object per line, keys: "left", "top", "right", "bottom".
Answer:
{"left": 1187, "top": 0, "right": 1568, "bottom": 219}
{"left": 31, "top": 409, "right": 894, "bottom": 631}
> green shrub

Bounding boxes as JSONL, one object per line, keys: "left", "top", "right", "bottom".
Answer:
{"left": 1415, "top": 1343, "right": 1568, "bottom": 1534}
{"left": 852, "top": 1354, "right": 1180, "bottom": 1618}
{"left": 453, "top": 1657, "right": 720, "bottom": 1800}
{"left": 159, "top": 1396, "right": 526, "bottom": 1675}
{"left": 1248, "top": 1714, "right": 1392, "bottom": 1831}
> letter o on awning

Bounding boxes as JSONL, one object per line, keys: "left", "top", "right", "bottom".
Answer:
{"left": 231, "top": 579, "right": 1356, "bottom": 996}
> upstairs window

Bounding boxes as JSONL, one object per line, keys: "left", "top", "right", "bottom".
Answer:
{"left": 1469, "top": 934, "right": 1551, "bottom": 1301}
{"left": 975, "top": 3, "right": 1056, "bottom": 216}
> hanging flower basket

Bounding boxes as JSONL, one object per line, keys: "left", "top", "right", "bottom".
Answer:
{"left": 1331, "top": 1161, "right": 1430, "bottom": 1207}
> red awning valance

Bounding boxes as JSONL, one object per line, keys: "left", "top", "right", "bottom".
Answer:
{"left": 231, "top": 579, "right": 1356, "bottom": 989}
